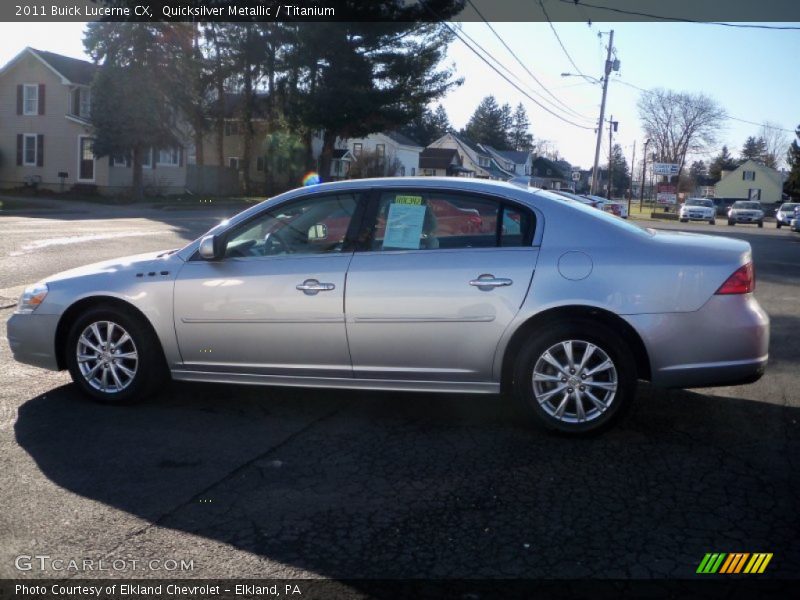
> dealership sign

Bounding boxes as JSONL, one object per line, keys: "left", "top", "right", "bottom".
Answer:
{"left": 653, "top": 163, "right": 680, "bottom": 176}
{"left": 656, "top": 183, "right": 677, "bottom": 205}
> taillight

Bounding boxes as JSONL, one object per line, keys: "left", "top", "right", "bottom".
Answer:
{"left": 715, "top": 262, "right": 754, "bottom": 294}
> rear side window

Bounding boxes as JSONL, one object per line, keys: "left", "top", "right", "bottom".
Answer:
{"left": 369, "top": 191, "right": 534, "bottom": 251}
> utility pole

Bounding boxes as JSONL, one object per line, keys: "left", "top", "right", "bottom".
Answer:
{"left": 608, "top": 114, "right": 614, "bottom": 199}
{"left": 590, "top": 29, "right": 614, "bottom": 196}
{"left": 628, "top": 139, "right": 636, "bottom": 215}
{"left": 639, "top": 139, "right": 651, "bottom": 210}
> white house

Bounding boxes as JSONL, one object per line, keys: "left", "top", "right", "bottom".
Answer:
{"left": 337, "top": 131, "right": 423, "bottom": 176}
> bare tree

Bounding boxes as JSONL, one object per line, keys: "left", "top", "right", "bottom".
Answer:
{"left": 348, "top": 149, "right": 402, "bottom": 179}
{"left": 637, "top": 88, "right": 727, "bottom": 178}
{"left": 758, "top": 121, "right": 790, "bottom": 170}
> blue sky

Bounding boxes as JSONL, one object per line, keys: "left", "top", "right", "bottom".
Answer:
{"left": 2, "top": 20, "right": 798, "bottom": 170}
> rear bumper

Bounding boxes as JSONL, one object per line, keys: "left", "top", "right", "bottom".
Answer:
{"left": 6, "top": 312, "right": 60, "bottom": 371}
{"left": 729, "top": 215, "right": 763, "bottom": 223}
{"left": 623, "top": 294, "right": 769, "bottom": 389}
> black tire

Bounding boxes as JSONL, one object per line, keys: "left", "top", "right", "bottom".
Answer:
{"left": 65, "top": 305, "right": 167, "bottom": 404}
{"left": 777, "top": 222, "right": 782, "bottom": 229}
{"left": 758, "top": 221, "right": 763, "bottom": 228}
{"left": 728, "top": 220, "right": 735, "bottom": 226}
{"left": 709, "top": 219, "right": 716, "bottom": 225}
{"left": 512, "top": 319, "right": 637, "bottom": 435}
{"left": 679, "top": 218, "right": 688, "bottom": 223}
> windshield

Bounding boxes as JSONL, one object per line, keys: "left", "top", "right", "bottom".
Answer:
{"left": 535, "top": 190, "right": 653, "bottom": 236}
{"left": 780, "top": 203, "right": 799, "bottom": 211}
{"left": 732, "top": 202, "right": 762, "bottom": 210}
{"left": 685, "top": 199, "right": 713, "bottom": 207}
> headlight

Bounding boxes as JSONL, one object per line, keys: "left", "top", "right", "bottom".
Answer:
{"left": 16, "top": 283, "right": 49, "bottom": 314}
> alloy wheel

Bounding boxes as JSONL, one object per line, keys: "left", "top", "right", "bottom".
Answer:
{"left": 76, "top": 320, "right": 139, "bottom": 393}
{"left": 531, "top": 339, "right": 618, "bottom": 424}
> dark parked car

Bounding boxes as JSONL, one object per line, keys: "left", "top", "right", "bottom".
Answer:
{"left": 713, "top": 197, "right": 737, "bottom": 216}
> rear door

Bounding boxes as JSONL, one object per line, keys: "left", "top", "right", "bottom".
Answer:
{"left": 344, "top": 188, "right": 539, "bottom": 383}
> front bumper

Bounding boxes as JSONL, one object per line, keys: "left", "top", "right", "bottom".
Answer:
{"left": 729, "top": 214, "right": 763, "bottom": 223}
{"left": 6, "top": 312, "right": 61, "bottom": 371}
{"left": 624, "top": 294, "right": 769, "bottom": 388}
{"left": 681, "top": 212, "right": 714, "bottom": 221}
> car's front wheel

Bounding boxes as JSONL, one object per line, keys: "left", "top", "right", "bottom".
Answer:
{"left": 728, "top": 220, "right": 735, "bottom": 226}
{"left": 777, "top": 222, "right": 782, "bottom": 229}
{"left": 758, "top": 220, "right": 764, "bottom": 228}
{"left": 65, "top": 305, "right": 166, "bottom": 404}
{"left": 512, "top": 320, "right": 637, "bottom": 435}
{"left": 709, "top": 219, "right": 716, "bottom": 225}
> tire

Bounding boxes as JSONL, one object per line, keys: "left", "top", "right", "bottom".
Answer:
{"left": 758, "top": 221, "right": 763, "bottom": 228}
{"left": 512, "top": 319, "right": 637, "bottom": 435}
{"left": 709, "top": 219, "right": 716, "bottom": 225}
{"left": 777, "top": 222, "right": 782, "bottom": 229}
{"left": 65, "top": 305, "right": 167, "bottom": 404}
{"left": 728, "top": 220, "right": 735, "bottom": 226}
{"left": 679, "top": 218, "right": 688, "bottom": 223}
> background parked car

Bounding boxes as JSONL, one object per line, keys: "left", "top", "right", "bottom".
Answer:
{"left": 791, "top": 206, "right": 800, "bottom": 232}
{"left": 583, "top": 195, "right": 629, "bottom": 218}
{"left": 775, "top": 203, "right": 799, "bottom": 229}
{"left": 713, "top": 197, "right": 737, "bottom": 216}
{"left": 728, "top": 201, "right": 765, "bottom": 227}
{"left": 679, "top": 198, "right": 716, "bottom": 225}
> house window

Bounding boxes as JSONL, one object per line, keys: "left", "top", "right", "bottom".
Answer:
{"left": 400, "top": 166, "right": 405, "bottom": 176}
{"left": 141, "top": 148, "right": 153, "bottom": 168}
{"left": 411, "top": 168, "right": 415, "bottom": 176}
{"left": 256, "top": 156, "right": 265, "bottom": 171}
{"left": 748, "top": 188, "right": 761, "bottom": 200}
{"left": 228, "top": 157, "right": 241, "bottom": 169}
{"left": 157, "top": 148, "right": 180, "bottom": 166}
{"left": 376, "top": 144, "right": 385, "bottom": 158}
{"left": 422, "top": 168, "right": 436, "bottom": 176}
{"left": 742, "top": 171, "right": 755, "bottom": 181}
{"left": 478, "top": 157, "right": 489, "bottom": 167}
{"left": 72, "top": 88, "right": 91, "bottom": 118}
{"left": 23, "top": 134, "right": 38, "bottom": 166}
{"left": 225, "top": 122, "right": 239, "bottom": 136}
{"left": 110, "top": 154, "right": 128, "bottom": 167}
{"left": 352, "top": 143, "right": 362, "bottom": 157}
{"left": 23, "top": 84, "right": 38, "bottom": 115}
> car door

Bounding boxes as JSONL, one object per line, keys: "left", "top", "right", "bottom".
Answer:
{"left": 345, "top": 188, "right": 539, "bottom": 382}
{"left": 173, "top": 192, "right": 364, "bottom": 378}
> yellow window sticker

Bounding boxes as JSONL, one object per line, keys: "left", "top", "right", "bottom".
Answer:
{"left": 394, "top": 195, "right": 423, "bottom": 205}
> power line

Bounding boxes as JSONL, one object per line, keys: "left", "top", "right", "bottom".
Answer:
{"left": 464, "top": 0, "right": 593, "bottom": 121}
{"left": 556, "top": 0, "right": 800, "bottom": 30}
{"left": 538, "top": 0, "right": 592, "bottom": 82}
{"left": 441, "top": 22, "right": 595, "bottom": 130}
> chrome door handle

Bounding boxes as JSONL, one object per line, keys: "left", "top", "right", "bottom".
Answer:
{"left": 296, "top": 279, "right": 335, "bottom": 295}
{"left": 469, "top": 274, "right": 513, "bottom": 290}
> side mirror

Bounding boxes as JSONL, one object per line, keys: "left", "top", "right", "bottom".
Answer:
{"left": 198, "top": 234, "right": 223, "bottom": 260}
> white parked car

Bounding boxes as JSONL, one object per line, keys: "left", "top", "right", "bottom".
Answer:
{"left": 727, "top": 201, "right": 764, "bottom": 227}
{"left": 679, "top": 198, "right": 716, "bottom": 225}
{"left": 775, "top": 203, "right": 799, "bottom": 229}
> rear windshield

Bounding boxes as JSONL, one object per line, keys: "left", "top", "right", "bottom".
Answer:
{"left": 732, "top": 202, "right": 762, "bottom": 209}
{"left": 535, "top": 190, "right": 653, "bottom": 236}
{"left": 685, "top": 199, "right": 713, "bottom": 207}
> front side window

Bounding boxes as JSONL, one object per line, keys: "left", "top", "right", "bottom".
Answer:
{"left": 23, "top": 134, "right": 37, "bottom": 165}
{"left": 23, "top": 84, "right": 38, "bottom": 115}
{"left": 369, "top": 190, "right": 533, "bottom": 251}
{"left": 223, "top": 193, "right": 359, "bottom": 259}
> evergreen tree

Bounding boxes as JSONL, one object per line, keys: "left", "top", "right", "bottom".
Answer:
{"left": 462, "top": 95, "right": 509, "bottom": 149}
{"left": 708, "top": 145, "right": 739, "bottom": 182}
{"left": 607, "top": 143, "right": 630, "bottom": 197}
{"left": 399, "top": 104, "right": 451, "bottom": 146}
{"left": 689, "top": 160, "right": 708, "bottom": 181}
{"left": 740, "top": 136, "right": 767, "bottom": 163}
{"left": 786, "top": 126, "right": 800, "bottom": 198}
{"left": 431, "top": 104, "right": 452, "bottom": 137}
{"left": 84, "top": 23, "right": 186, "bottom": 200}
{"left": 509, "top": 103, "right": 533, "bottom": 151}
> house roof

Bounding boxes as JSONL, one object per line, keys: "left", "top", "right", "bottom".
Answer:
{"left": 419, "top": 148, "right": 461, "bottom": 170}
{"left": 30, "top": 48, "right": 97, "bottom": 85}
{"left": 384, "top": 131, "right": 422, "bottom": 148}
{"left": 718, "top": 158, "right": 782, "bottom": 187}
{"left": 332, "top": 149, "right": 353, "bottom": 160}
{"left": 532, "top": 157, "right": 566, "bottom": 180}
{"left": 495, "top": 150, "right": 530, "bottom": 164}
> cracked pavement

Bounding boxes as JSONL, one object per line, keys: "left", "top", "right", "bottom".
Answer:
{"left": 0, "top": 207, "right": 798, "bottom": 580}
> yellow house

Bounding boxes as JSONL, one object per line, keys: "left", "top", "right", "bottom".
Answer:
{"left": 714, "top": 159, "right": 783, "bottom": 204}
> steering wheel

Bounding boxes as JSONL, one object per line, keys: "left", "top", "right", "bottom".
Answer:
{"left": 263, "top": 230, "right": 291, "bottom": 255}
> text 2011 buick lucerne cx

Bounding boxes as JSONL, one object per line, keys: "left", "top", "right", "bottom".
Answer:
{"left": 7, "top": 178, "right": 769, "bottom": 434}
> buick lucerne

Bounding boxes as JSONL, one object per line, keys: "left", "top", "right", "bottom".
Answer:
{"left": 7, "top": 178, "right": 769, "bottom": 434}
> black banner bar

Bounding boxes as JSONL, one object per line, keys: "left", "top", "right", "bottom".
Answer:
{"left": 3, "top": 0, "right": 800, "bottom": 23}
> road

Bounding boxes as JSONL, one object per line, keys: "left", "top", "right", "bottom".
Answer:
{"left": 1, "top": 205, "right": 798, "bottom": 581}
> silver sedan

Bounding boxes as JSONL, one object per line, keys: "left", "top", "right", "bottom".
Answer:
{"left": 6, "top": 178, "right": 769, "bottom": 434}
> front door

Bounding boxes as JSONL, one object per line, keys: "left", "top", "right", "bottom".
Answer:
{"left": 78, "top": 136, "right": 94, "bottom": 181}
{"left": 173, "top": 192, "right": 362, "bottom": 378}
{"left": 345, "top": 189, "right": 538, "bottom": 382}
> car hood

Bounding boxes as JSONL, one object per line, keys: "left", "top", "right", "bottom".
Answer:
{"left": 42, "top": 249, "right": 182, "bottom": 284}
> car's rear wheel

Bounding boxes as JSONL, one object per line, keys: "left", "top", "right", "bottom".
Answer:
{"left": 777, "top": 222, "right": 782, "bottom": 229}
{"left": 680, "top": 218, "right": 687, "bottom": 223}
{"left": 66, "top": 305, "right": 166, "bottom": 404}
{"left": 758, "top": 221, "right": 763, "bottom": 228}
{"left": 728, "top": 220, "right": 735, "bottom": 226}
{"left": 709, "top": 218, "right": 716, "bottom": 225}
{"left": 512, "top": 320, "right": 637, "bottom": 435}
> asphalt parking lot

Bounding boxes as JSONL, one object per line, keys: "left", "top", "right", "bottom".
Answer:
{"left": 1, "top": 202, "right": 798, "bottom": 580}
